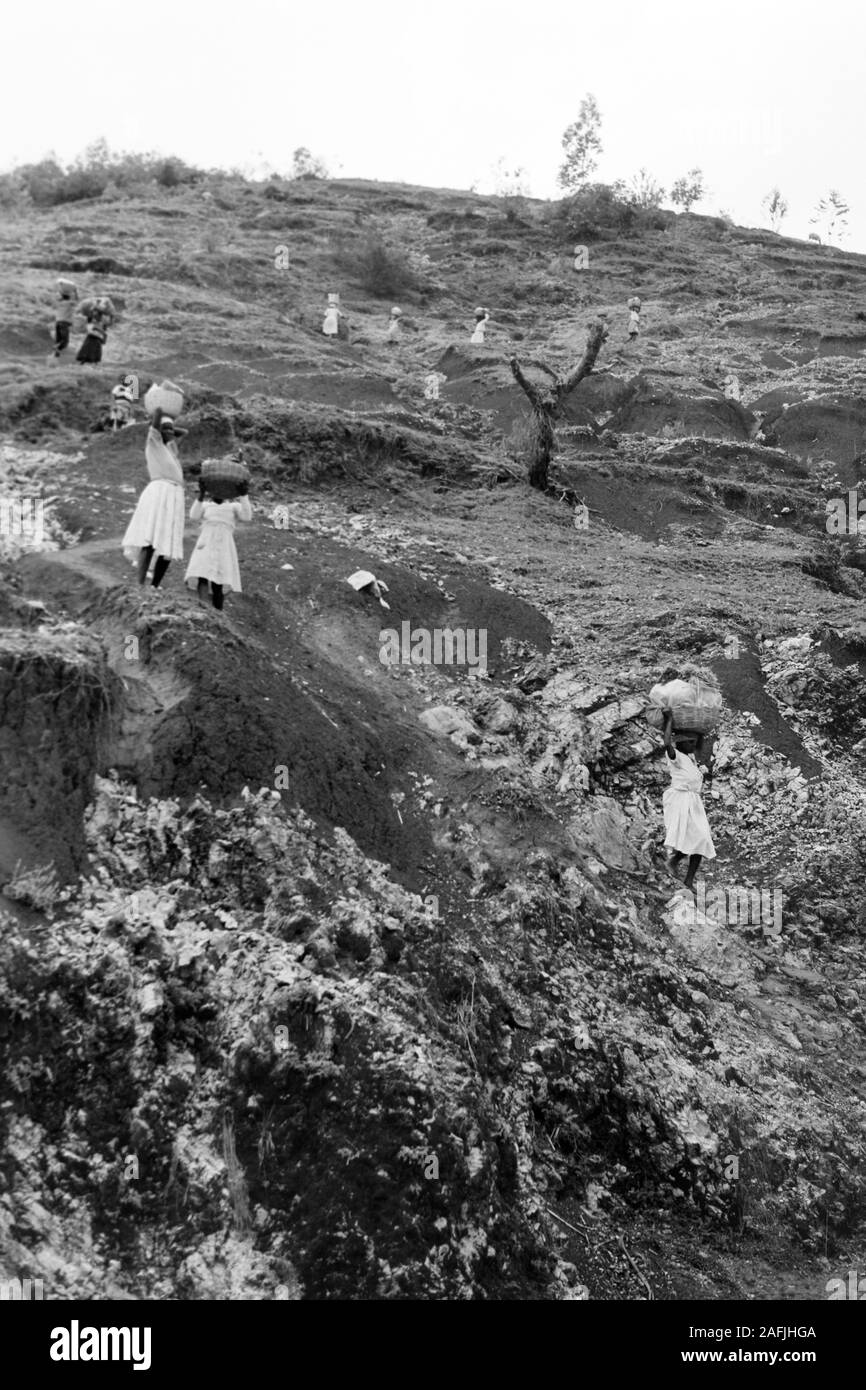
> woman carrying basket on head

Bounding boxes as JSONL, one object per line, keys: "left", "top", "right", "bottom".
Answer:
{"left": 184, "top": 460, "right": 252, "bottom": 610}
{"left": 661, "top": 711, "right": 716, "bottom": 892}
{"left": 648, "top": 664, "right": 720, "bottom": 892}
{"left": 76, "top": 297, "right": 115, "bottom": 365}
{"left": 121, "top": 406, "right": 187, "bottom": 588}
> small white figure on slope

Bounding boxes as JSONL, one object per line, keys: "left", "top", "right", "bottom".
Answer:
{"left": 323, "top": 295, "right": 341, "bottom": 338}
{"left": 470, "top": 307, "right": 490, "bottom": 344}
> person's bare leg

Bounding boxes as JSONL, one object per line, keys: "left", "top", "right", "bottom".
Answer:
{"left": 137, "top": 545, "right": 154, "bottom": 585}
{"left": 197, "top": 579, "right": 208, "bottom": 607}
{"left": 152, "top": 556, "right": 170, "bottom": 588}
{"left": 666, "top": 848, "right": 684, "bottom": 876}
{"left": 684, "top": 854, "right": 702, "bottom": 891}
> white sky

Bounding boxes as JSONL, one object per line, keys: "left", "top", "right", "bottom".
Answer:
{"left": 4, "top": 0, "right": 865, "bottom": 249}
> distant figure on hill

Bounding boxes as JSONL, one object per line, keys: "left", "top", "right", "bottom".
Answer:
{"left": 386, "top": 306, "right": 402, "bottom": 343}
{"left": 723, "top": 373, "right": 741, "bottom": 402}
{"left": 110, "top": 377, "right": 136, "bottom": 429}
{"left": 121, "top": 406, "right": 188, "bottom": 588}
{"left": 470, "top": 307, "right": 490, "bottom": 344}
{"left": 627, "top": 295, "right": 641, "bottom": 341}
{"left": 323, "top": 297, "right": 342, "bottom": 338}
{"left": 89, "top": 376, "right": 137, "bottom": 433}
{"left": 53, "top": 279, "right": 78, "bottom": 359}
{"left": 185, "top": 477, "right": 252, "bottom": 610}
{"left": 661, "top": 709, "right": 716, "bottom": 893}
{"left": 76, "top": 300, "right": 113, "bottom": 365}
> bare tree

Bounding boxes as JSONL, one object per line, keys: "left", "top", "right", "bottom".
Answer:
{"left": 762, "top": 187, "right": 788, "bottom": 232}
{"left": 626, "top": 168, "right": 665, "bottom": 209}
{"left": 509, "top": 319, "right": 608, "bottom": 490}
{"left": 810, "top": 190, "right": 849, "bottom": 244}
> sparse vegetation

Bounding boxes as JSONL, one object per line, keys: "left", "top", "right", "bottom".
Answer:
{"left": 670, "top": 169, "right": 705, "bottom": 213}
{"left": 811, "top": 190, "right": 850, "bottom": 244}
{"left": 558, "top": 94, "right": 603, "bottom": 191}
{"left": 624, "top": 167, "right": 666, "bottom": 210}
{"left": 0, "top": 139, "right": 203, "bottom": 207}
{"left": 291, "top": 146, "right": 329, "bottom": 180}
{"left": 491, "top": 158, "right": 531, "bottom": 222}
{"left": 762, "top": 187, "right": 789, "bottom": 232}
{"left": 344, "top": 233, "right": 418, "bottom": 299}
{"left": 548, "top": 182, "right": 669, "bottom": 241}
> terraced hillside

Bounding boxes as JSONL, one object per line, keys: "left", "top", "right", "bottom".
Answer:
{"left": 1, "top": 176, "right": 865, "bottom": 1300}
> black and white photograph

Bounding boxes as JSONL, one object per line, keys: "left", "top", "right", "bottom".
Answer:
{"left": 0, "top": 0, "right": 864, "bottom": 1357}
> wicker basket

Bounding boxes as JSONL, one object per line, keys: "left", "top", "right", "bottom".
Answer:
{"left": 201, "top": 457, "right": 250, "bottom": 499}
{"left": 646, "top": 701, "right": 721, "bottom": 734}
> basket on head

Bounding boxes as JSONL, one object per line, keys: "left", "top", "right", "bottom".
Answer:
{"left": 646, "top": 672, "right": 723, "bottom": 735}
{"left": 627, "top": 296, "right": 642, "bottom": 311}
{"left": 57, "top": 277, "right": 78, "bottom": 297}
{"left": 144, "top": 380, "right": 184, "bottom": 419}
{"left": 201, "top": 457, "right": 251, "bottom": 500}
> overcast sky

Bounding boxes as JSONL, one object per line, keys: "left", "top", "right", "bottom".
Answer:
{"left": 4, "top": 0, "right": 864, "bottom": 249}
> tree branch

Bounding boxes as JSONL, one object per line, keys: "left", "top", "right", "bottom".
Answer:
{"left": 509, "top": 355, "right": 544, "bottom": 409}
{"left": 556, "top": 321, "right": 608, "bottom": 399}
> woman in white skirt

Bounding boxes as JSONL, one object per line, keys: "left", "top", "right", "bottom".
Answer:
{"left": 322, "top": 301, "right": 341, "bottom": 338}
{"left": 470, "top": 307, "right": 490, "bottom": 344}
{"left": 184, "top": 478, "right": 252, "bottom": 610}
{"left": 122, "top": 407, "right": 187, "bottom": 587}
{"left": 661, "top": 709, "right": 716, "bottom": 892}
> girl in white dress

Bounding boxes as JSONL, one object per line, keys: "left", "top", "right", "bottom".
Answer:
{"left": 184, "top": 479, "right": 252, "bottom": 610}
{"left": 662, "top": 710, "right": 715, "bottom": 891}
{"left": 386, "top": 307, "right": 402, "bottom": 343}
{"left": 470, "top": 308, "right": 490, "bottom": 344}
{"left": 323, "top": 302, "right": 341, "bottom": 337}
{"left": 122, "top": 408, "right": 187, "bottom": 587}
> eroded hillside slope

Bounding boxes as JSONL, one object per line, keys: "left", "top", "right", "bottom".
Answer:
{"left": 1, "top": 178, "right": 865, "bottom": 1300}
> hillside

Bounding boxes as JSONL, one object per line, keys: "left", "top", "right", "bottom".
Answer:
{"left": 1, "top": 175, "right": 866, "bottom": 1301}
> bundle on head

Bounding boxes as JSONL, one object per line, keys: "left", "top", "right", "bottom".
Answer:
{"left": 145, "top": 380, "right": 184, "bottom": 419}
{"left": 201, "top": 456, "right": 250, "bottom": 500}
{"left": 646, "top": 661, "right": 723, "bottom": 734}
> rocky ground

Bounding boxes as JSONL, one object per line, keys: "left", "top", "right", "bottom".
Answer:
{"left": 1, "top": 177, "right": 865, "bottom": 1300}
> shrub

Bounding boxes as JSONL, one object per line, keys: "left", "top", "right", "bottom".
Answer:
{"left": 335, "top": 234, "right": 417, "bottom": 299}
{"left": 5, "top": 143, "right": 203, "bottom": 207}
{"left": 291, "top": 147, "right": 329, "bottom": 180}
{"left": 546, "top": 183, "right": 639, "bottom": 241}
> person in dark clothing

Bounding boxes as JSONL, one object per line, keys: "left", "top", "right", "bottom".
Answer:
{"left": 76, "top": 306, "right": 109, "bottom": 364}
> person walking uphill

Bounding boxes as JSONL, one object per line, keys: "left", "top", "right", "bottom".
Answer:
{"left": 76, "top": 300, "right": 112, "bottom": 365}
{"left": 121, "top": 406, "right": 187, "bottom": 588}
{"left": 184, "top": 477, "right": 252, "bottom": 610}
{"left": 53, "top": 279, "right": 78, "bottom": 358}
{"left": 661, "top": 709, "right": 715, "bottom": 892}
